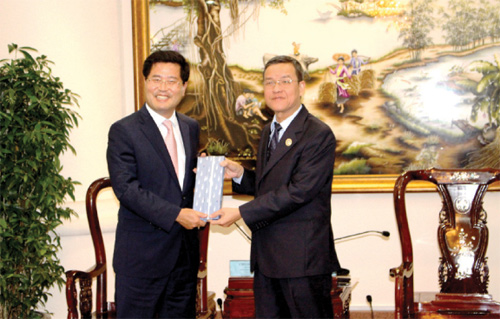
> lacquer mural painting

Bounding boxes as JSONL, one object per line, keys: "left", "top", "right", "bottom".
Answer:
{"left": 140, "top": 0, "right": 500, "bottom": 191}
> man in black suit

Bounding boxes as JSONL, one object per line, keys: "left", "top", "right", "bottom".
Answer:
{"left": 211, "top": 55, "right": 342, "bottom": 318}
{"left": 107, "top": 50, "right": 206, "bottom": 318}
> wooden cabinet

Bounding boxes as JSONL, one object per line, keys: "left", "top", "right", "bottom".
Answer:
{"left": 222, "top": 276, "right": 354, "bottom": 318}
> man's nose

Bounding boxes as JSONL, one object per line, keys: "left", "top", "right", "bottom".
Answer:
{"left": 272, "top": 84, "right": 283, "bottom": 92}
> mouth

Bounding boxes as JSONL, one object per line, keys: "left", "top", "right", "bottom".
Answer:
{"left": 271, "top": 96, "right": 285, "bottom": 100}
{"left": 155, "top": 94, "right": 170, "bottom": 101}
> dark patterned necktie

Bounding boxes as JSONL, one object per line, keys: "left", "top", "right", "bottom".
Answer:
{"left": 267, "top": 122, "right": 282, "bottom": 162}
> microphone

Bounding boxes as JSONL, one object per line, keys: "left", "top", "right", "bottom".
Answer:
{"left": 235, "top": 222, "right": 252, "bottom": 242}
{"left": 217, "top": 298, "right": 223, "bottom": 315}
{"left": 366, "top": 295, "right": 374, "bottom": 319}
{"left": 335, "top": 230, "right": 390, "bottom": 241}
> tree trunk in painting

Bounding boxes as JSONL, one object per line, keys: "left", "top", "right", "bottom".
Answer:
{"left": 193, "top": 0, "right": 255, "bottom": 151}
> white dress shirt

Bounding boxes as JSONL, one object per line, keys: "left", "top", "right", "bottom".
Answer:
{"left": 145, "top": 104, "right": 186, "bottom": 190}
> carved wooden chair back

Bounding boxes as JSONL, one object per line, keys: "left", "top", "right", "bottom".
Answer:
{"left": 66, "top": 177, "right": 114, "bottom": 318}
{"left": 65, "top": 177, "right": 215, "bottom": 318}
{"left": 390, "top": 168, "right": 500, "bottom": 318}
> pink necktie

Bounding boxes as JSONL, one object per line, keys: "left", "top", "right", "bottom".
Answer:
{"left": 162, "top": 119, "right": 179, "bottom": 177}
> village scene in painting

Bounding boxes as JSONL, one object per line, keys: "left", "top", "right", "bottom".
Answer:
{"left": 149, "top": 0, "right": 500, "bottom": 175}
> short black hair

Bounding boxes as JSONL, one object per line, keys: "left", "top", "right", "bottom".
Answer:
{"left": 142, "top": 50, "right": 190, "bottom": 83}
{"left": 264, "top": 55, "right": 304, "bottom": 82}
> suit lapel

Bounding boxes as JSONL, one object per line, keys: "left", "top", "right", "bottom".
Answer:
{"left": 256, "top": 124, "right": 271, "bottom": 179}
{"left": 137, "top": 106, "right": 181, "bottom": 189}
{"left": 257, "top": 106, "right": 309, "bottom": 185}
{"left": 177, "top": 113, "right": 192, "bottom": 191}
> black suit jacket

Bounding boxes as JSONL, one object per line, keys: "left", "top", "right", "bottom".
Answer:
{"left": 107, "top": 106, "right": 200, "bottom": 278}
{"left": 234, "top": 106, "right": 340, "bottom": 278}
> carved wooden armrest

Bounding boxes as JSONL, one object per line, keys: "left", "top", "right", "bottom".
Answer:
{"left": 390, "top": 263, "right": 415, "bottom": 319}
{"left": 390, "top": 260, "right": 414, "bottom": 277}
{"left": 198, "top": 263, "right": 207, "bottom": 279}
{"left": 65, "top": 264, "right": 106, "bottom": 319}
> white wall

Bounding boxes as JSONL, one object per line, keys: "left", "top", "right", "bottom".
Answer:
{"left": 0, "top": 0, "right": 135, "bottom": 200}
{"left": 1, "top": 1, "right": 499, "bottom": 318}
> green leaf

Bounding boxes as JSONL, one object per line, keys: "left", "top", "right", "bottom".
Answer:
{"left": 469, "top": 60, "right": 496, "bottom": 74}
{"left": 19, "top": 50, "right": 35, "bottom": 62}
{"left": 8, "top": 43, "right": 18, "bottom": 53}
{"left": 0, "top": 218, "right": 7, "bottom": 229}
{"left": 19, "top": 46, "right": 38, "bottom": 52}
{"left": 477, "top": 73, "right": 497, "bottom": 93}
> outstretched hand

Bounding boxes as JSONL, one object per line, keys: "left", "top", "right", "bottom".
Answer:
{"left": 209, "top": 207, "right": 241, "bottom": 227}
{"left": 220, "top": 158, "right": 244, "bottom": 180}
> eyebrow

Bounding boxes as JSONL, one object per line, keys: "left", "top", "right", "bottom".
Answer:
{"left": 264, "top": 75, "right": 293, "bottom": 80}
{"left": 150, "top": 75, "right": 180, "bottom": 80}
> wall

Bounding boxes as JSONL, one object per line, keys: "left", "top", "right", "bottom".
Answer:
{"left": 0, "top": 0, "right": 135, "bottom": 199}
{"left": 1, "top": 1, "right": 499, "bottom": 318}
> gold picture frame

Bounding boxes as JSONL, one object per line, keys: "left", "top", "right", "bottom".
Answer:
{"left": 131, "top": 1, "right": 499, "bottom": 193}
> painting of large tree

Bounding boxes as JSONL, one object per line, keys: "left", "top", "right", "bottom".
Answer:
{"left": 151, "top": 0, "right": 286, "bottom": 158}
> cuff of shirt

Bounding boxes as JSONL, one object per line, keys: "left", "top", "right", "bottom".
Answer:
{"left": 233, "top": 171, "right": 244, "bottom": 184}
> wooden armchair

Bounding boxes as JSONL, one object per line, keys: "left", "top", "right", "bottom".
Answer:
{"left": 390, "top": 168, "right": 500, "bottom": 319}
{"left": 65, "top": 177, "right": 216, "bottom": 318}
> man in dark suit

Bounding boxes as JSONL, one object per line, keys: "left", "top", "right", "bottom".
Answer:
{"left": 107, "top": 50, "right": 206, "bottom": 318}
{"left": 211, "top": 55, "right": 342, "bottom": 318}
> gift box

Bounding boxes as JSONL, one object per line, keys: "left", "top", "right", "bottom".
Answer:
{"left": 193, "top": 156, "right": 225, "bottom": 219}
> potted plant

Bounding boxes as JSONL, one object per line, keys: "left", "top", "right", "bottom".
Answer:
{"left": 205, "top": 138, "right": 229, "bottom": 157}
{"left": 0, "top": 44, "right": 80, "bottom": 318}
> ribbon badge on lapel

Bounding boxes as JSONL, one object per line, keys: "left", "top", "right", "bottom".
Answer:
{"left": 285, "top": 138, "right": 293, "bottom": 147}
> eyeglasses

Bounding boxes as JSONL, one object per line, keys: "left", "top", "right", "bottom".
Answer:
{"left": 263, "top": 79, "right": 297, "bottom": 88}
{"left": 147, "top": 77, "right": 182, "bottom": 88}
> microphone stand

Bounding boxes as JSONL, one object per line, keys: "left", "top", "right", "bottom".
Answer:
{"left": 234, "top": 222, "right": 252, "bottom": 242}
{"left": 234, "top": 227, "right": 390, "bottom": 243}
{"left": 335, "top": 230, "right": 390, "bottom": 241}
{"left": 366, "top": 295, "right": 374, "bottom": 319}
{"left": 217, "top": 298, "right": 223, "bottom": 317}
{"left": 334, "top": 230, "right": 390, "bottom": 276}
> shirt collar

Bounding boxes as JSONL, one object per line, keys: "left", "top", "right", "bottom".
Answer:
{"left": 271, "top": 104, "right": 303, "bottom": 133}
{"left": 145, "top": 103, "right": 179, "bottom": 127}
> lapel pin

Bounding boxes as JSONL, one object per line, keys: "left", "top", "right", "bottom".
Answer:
{"left": 285, "top": 138, "right": 292, "bottom": 147}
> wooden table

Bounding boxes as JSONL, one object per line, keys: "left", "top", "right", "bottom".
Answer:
{"left": 222, "top": 276, "right": 354, "bottom": 318}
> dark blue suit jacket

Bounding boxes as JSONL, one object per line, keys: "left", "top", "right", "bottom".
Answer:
{"left": 107, "top": 106, "right": 200, "bottom": 278}
{"left": 234, "top": 106, "right": 341, "bottom": 278}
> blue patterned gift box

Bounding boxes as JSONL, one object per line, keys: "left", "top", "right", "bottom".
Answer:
{"left": 193, "top": 156, "right": 225, "bottom": 220}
